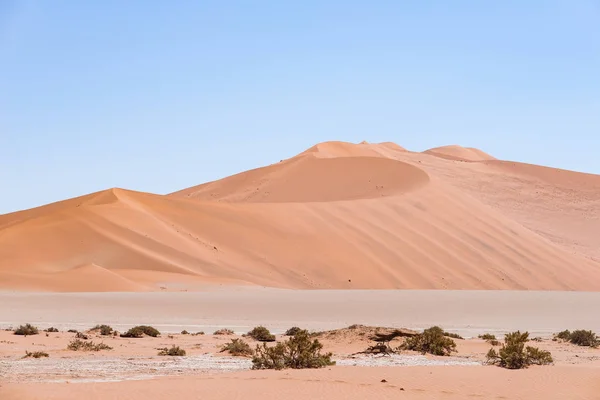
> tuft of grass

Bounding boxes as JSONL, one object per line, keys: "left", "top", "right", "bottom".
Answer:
{"left": 120, "top": 326, "right": 160, "bottom": 338}
{"left": 67, "top": 339, "right": 113, "bottom": 352}
{"left": 247, "top": 326, "right": 276, "bottom": 342}
{"left": 285, "top": 327, "right": 303, "bottom": 336}
{"left": 157, "top": 345, "right": 186, "bottom": 356}
{"left": 252, "top": 329, "right": 335, "bottom": 370}
{"left": 399, "top": 326, "right": 457, "bottom": 356}
{"left": 213, "top": 328, "right": 235, "bottom": 335}
{"left": 220, "top": 338, "right": 254, "bottom": 357}
{"left": 486, "top": 331, "right": 553, "bottom": 369}
{"left": 44, "top": 327, "right": 59, "bottom": 333}
{"left": 14, "top": 324, "right": 39, "bottom": 336}
{"left": 23, "top": 350, "right": 49, "bottom": 359}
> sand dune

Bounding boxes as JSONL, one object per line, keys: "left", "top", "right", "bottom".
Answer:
{"left": 424, "top": 145, "right": 497, "bottom": 162}
{"left": 1, "top": 141, "right": 599, "bottom": 292}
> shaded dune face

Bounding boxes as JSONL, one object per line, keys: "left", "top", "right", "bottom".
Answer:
{"left": 1, "top": 141, "right": 599, "bottom": 292}
{"left": 423, "top": 145, "right": 497, "bottom": 162}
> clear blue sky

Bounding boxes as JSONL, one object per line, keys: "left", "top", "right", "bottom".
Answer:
{"left": 1, "top": 0, "right": 599, "bottom": 214}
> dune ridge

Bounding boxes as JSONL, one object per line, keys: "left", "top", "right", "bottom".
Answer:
{"left": 1, "top": 141, "right": 599, "bottom": 292}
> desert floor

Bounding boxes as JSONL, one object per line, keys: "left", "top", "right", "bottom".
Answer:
{"left": 1, "top": 289, "right": 600, "bottom": 399}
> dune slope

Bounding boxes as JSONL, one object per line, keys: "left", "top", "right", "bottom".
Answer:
{"left": 2, "top": 143, "right": 600, "bottom": 292}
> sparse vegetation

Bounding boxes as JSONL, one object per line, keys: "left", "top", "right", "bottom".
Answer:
{"left": 252, "top": 329, "right": 335, "bottom": 370}
{"left": 486, "top": 331, "right": 553, "bottom": 369}
{"left": 220, "top": 338, "right": 253, "bottom": 357}
{"left": 285, "top": 327, "right": 303, "bottom": 336}
{"left": 14, "top": 324, "right": 39, "bottom": 336}
{"left": 23, "top": 350, "right": 49, "bottom": 359}
{"left": 192, "top": 331, "right": 205, "bottom": 336}
{"left": 91, "top": 325, "right": 114, "bottom": 336}
{"left": 44, "top": 327, "right": 59, "bottom": 333}
{"left": 247, "top": 326, "right": 276, "bottom": 342}
{"left": 181, "top": 330, "right": 190, "bottom": 335}
{"left": 120, "top": 325, "right": 160, "bottom": 338}
{"left": 67, "top": 329, "right": 78, "bottom": 333}
{"left": 76, "top": 331, "right": 90, "bottom": 339}
{"left": 157, "top": 345, "right": 186, "bottom": 356}
{"left": 479, "top": 333, "right": 497, "bottom": 341}
{"left": 555, "top": 329, "right": 599, "bottom": 347}
{"left": 67, "top": 339, "right": 113, "bottom": 351}
{"left": 443, "top": 331, "right": 464, "bottom": 340}
{"left": 213, "top": 328, "right": 235, "bottom": 335}
{"left": 399, "top": 326, "right": 457, "bottom": 356}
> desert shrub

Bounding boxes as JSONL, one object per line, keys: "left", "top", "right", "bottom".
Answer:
{"left": 14, "top": 324, "right": 39, "bottom": 336}
{"left": 91, "top": 325, "right": 113, "bottom": 336}
{"left": 486, "top": 331, "right": 552, "bottom": 369}
{"left": 44, "top": 327, "right": 59, "bottom": 333}
{"left": 489, "top": 339, "right": 500, "bottom": 346}
{"left": 213, "top": 328, "right": 235, "bottom": 335}
{"left": 252, "top": 329, "right": 334, "bottom": 370}
{"left": 568, "top": 330, "right": 599, "bottom": 347}
{"left": 192, "top": 331, "right": 205, "bottom": 336}
{"left": 247, "top": 326, "right": 276, "bottom": 342}
{"left": 399, "top": 326, "right": 457, "bottom": 356}
{"left": 120, "top": 325, "right": 160, "bottom": 338}
{"left": 479, "top": 334, "right": 497, "bottom": 341}
{"left": 158, "top": 345, "right": 186, "bottom": 356}
{"left": 67, "top": 339, "right": 113, "bottom": 351}
{"left": 221, "top": 338, "right": 253, "bottom": 357}
{"left": 285, "top": 327, "right": 303, "bottom": 336}
{"left": 23, "top": 350, "right": 49, "bottom": 359}
{"left": 76, "top": 332, "right": 89, "bottom": 339}
{"left": 67, "top": 329, "right": 78, "bottom": 333}
{"left": 443, "top": 331, "right": 464, "bottom": 340}
{"left": 181, "top": 330, "right": 189, "bottom": 335}
{"left": 555, "top": 330, "right": 571, "bottom": 341}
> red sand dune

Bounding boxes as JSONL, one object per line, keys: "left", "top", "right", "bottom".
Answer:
{"left": 1, "top": 141, "right": 599, "bottom": 292}
{"left": 424, "top": 145, "right": 497, "bottom": 162}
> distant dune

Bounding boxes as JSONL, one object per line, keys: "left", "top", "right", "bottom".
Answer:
{"left": 1, "top": 141, "right": 599, "bottom": 292}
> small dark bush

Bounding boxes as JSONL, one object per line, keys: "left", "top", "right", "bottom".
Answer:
{"left": 443, "top": 331, "right": 464, "bottom": 340}
{"left": 569, "top": 330, "right": 599, "bottom": 347}
{"left": 23, "top": 350, "right": 49, "bottom": 359}
{"left": 399, "top": 326, "right": 457, "bottom": 356}
{"left": 67, "top": 329, "right": 78, "bottom": 333}
{"left": 44, "top": 327, "right": 59, "bottom": 333}
{"left": 158, "top": 345, "right": 186, "bottom": 356}
{"left": 479, "top": 334, "right": 497, "bottom": 341}
{"left": 252, "top": 329, "right": 335, "bottom": 370}
{"left": 76, "top": 332, "right": 89, "bottom": 340}
{"left": 555, "top": 330, "right": 571, "bottom": 341}
{"left": 67, "top": 339, "right": 112, "bottom": 351}
{"left": 486, "top": 331, "right": 553, "bottom": 369}
{"left": 247, "top": 326, "right": 276, "bottom": 342}
{"left": 14, "top": 324, "right": 39, "bottom": 336}
{"left": 192, "top": 331, "right": 205, "bottom": 336}
{"left": 213, "top": 328, "right": 235, "bottom": 335}
{"left": 181, "top": 330, "right": 190, "bottom": 335}
{"left": 120, "top": 326, "right": 160, "bottom": 338}
{"left": 221, "top": 338, "right": 253, "bottom": 357}
{"left": 91, "top": 325, "right": 114, "bottom": 336}
{"left": 285, "top": 327, "right": 303, "bottom": 336}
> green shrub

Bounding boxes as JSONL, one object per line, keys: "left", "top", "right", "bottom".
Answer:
{"left": 479, "top": 334, "right": 497, "bottom": 341}
{"left": 486, "top": 331, "right": 552, "bottom": 369}
{"left": 23, "top": 350, "right": 49, "bottom": 359}
{"left": 285, "top": 327, "right": 303, "bottom": 336}
{"left": 555, "top": 330, "right": 571, "bottom": 341}
{"left": 14, "top": 324, "right": 39, "bottom": 336}
{"left": 221, "top": 338, "right": 253, "bottom": 357}
{"left": 91, "top": 325, "right": 114, "bottom": 336}
{"left": 443, "top": 331, "right": 464, "bottom": 340}
{"left": 399, "top": 326, "right": 457, "bottom": 356}
{"left": 158, "top": 345, "right": 186, "bottom": 356}
{"left": 44, "top": 327, "right": 59, "bottom": 333}
{"left": 247, "top": 326, "right": 276, "bottom": 342}
{"left": 568, "top": 330, "right": 599, "bottom": 347}
{"left": 213, "top": 328, "right": 235, "bottom": 335}
{"left": 67, "top": 339, "right": 112, "bottom": 351}
{"left": 252, "top": 329, "right": 335, "bottom": 370}
{"left": 120, "top": 325, "right": 160, "bottom": 338}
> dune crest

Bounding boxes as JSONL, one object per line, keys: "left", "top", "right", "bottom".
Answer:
{"left": 424, "top": 145, "right": 496, "bottom": 162}
{"left": 1, "top": 141, "right": 599, "bottom": 292}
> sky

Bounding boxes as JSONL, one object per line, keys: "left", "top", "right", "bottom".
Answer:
{"left": 1, "top": 0, "right": 599, "bottom": 214}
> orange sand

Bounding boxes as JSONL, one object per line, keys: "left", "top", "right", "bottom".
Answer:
{"left": 1, "top": 141, "right": 599, "bottom": 292}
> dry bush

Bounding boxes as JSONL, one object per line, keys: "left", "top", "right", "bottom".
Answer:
{"left": 213, "top": 328, "right": 235, "bottom": 335}
{"left": 220, "top": 338, "right": 253, "bottom": 357}
{"left": 91, "top": 325, "right": 114, "bottom": 336}
{"left": 67, "top": 329, "right": 78, "bottom": 333}
{"left": 76, "top": 331, "right": 90, "bottom": 339}
{"left": 555, "top": 330, "right": 571, "bottom": 341}
{"left": 23, "top": 350, "right": 49, "bottom": 359}
{"left": 252, "top": 329, "right": 335, "bottom": 370}
{"left": 120, "top": 326, "right": 160, "bottom": 338}
{"left": 44, "top": 327, "right": 59, "bottom": 333}
{"left": 67, "top": 339, "right": 113, "bottom": 351}
{"left": 285, "top": 327, "right": 303, "bottom": 336}
{"left": 192, "top": 331, "right": 205, "bottom": 336}
{"left": 486, "top": 331, "right": 553, "bottom": 369}
{"left": 14, "top": 324, "right": 39, "bottom": 336}
{"left": 399, "top": 326, "right": 457, "bottom": 356}
{"left": 562, "top": 330, "right": 599, "bottom": 347}
{"left": 158, "top": 345, "right": 186, "bottom": 356}
{"left": 247, "top": 326, "right": 276, "bottom": 342}
{"left": 479, "top": 333, "right": 497, "bottom": 341}
{"left": 181, "top": 330, "right": 190, "bottom": 335}
{"left": 443, "top": 331, "right": 464, "bottom": 340}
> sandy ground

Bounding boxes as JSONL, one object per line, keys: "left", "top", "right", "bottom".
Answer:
{"left": 1, "top": 326, "right": 599, "bottom": 399}
{"left": 2, "top": 289, "right": 600, "bottom": 337}
{"left": 1, "top": 141, "right": 599, "bottom": 292}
